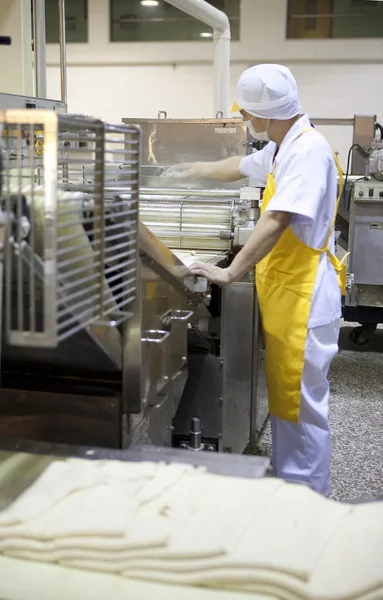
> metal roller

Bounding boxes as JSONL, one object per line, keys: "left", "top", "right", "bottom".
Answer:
{"left": 140, "top": 197, "right": 233, "bottom": 251}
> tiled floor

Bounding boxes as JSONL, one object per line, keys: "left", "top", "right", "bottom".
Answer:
{"left": 251, "top": 322, "right": 383, "bottom": 502}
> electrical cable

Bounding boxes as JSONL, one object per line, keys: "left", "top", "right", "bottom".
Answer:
{"left": 343, "top": 144, "right": 359, "bottom": 211}
{"left": 375, "top": 122, "right": 383, "bottom": 140}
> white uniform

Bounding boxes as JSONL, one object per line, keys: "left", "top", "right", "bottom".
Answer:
{"left": 240, "top": 114, "right": 341, "bottom": 496}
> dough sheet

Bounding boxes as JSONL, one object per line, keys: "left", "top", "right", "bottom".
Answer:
{"left": 0, "top": 458, "right": 382, "bottom": 600}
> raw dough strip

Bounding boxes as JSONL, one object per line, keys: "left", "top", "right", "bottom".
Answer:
{"left": 123, "top": 567, "right": 308, "bottom": 600}
{"left": 306, "top": 502, "right": 383, "bottom": 600}
{"left": 0, "top": 470, "right": 211, "bottom": 553}
{"left": 0, "top": 461, "right": 90, "bottom": 526}
{"left": 137, "top": 463, "right": 194, "bottom": 505}
{"left": 0, "top": 483, "right": 142, "bottom": 540}
{"left": 124, "top": 566, "right": 383, "bottom": 600}
{"left": 0, "top": 458, "right": 158, "bottom": 527}
{"left": 143, "top": 477, "right": 283, "bottom": 558}
{"left": 218, "top": 483, "right": 351, "bottom": 581}
{"left": 100, "top": 483, "right": 350, "bottom": 582}
{"left": 0, "top": 500, "right": 177, "bottom": 556}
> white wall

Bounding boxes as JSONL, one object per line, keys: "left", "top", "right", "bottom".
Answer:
{"left": 0, "top": 0, "right": 33, "bottom": 95}
{"left": 46, "top": 0, "right": 383, "bottom": 166}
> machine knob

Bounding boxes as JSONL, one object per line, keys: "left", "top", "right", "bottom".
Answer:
{"left": 358, "top": 190, "right": 364, "bottom": 197}
{"left": 379, "top": 191, "right": 383, "bottom": 198}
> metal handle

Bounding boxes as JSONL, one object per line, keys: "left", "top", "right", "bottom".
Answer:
{"left": 170, "top": 310, "right": 194, "bottom": 322}
{"left": 58, "top": 0, "right": 67, "bottom": 104}
{"left": 158, "top": 111, "right": 168, "bottom": 119}
{"left": 141, "top": 329, "right": 170, "bottom": 344}
{"left": 216, "top": 110, "right": 224, "bottom": 118}
{"left": 346, "top": 273, "right": 354, "bottom": 294}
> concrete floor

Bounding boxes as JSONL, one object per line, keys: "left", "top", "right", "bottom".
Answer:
{"left": 252, "top": 322, "right": 383, "bottom": 503}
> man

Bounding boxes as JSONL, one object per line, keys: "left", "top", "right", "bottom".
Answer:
{"left": 163, "top": 64, "right": 346, "bottom": 497}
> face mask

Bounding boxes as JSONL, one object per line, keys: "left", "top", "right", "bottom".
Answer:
{"left": 246, "top": 118, "right": 269, "bottom": 142}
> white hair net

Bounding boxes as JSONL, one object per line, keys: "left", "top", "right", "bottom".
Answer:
{"left": 233, "top": 64, "right": 301, "bottom": 121}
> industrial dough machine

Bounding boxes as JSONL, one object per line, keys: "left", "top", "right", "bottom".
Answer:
{"left": 344, "top": 137, "right": 383, "bottom": 346}
{"left": 0, "top": 108, "right": 207, "bottom": 450}
{"left": 122, "top": 115, "right": 269, "bottom": 452}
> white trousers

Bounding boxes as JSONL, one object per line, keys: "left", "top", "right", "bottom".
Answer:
{"left": 270, "top": 319, "right": 340, "bottom": 497}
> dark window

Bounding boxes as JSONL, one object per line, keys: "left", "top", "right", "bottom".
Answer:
{"left": 110, "top": 0, "right": 240, "bottom": 42}
{"left": 32, "top": 0, "right": 88, "bottom": 43}
{"left": 287, "top": 0, "right": 383, "bottom": 39}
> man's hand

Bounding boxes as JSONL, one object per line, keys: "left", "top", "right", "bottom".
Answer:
{"left": 188, "top": 263, "right": 233, "bottom": 286}
{"left": 189, "top": 210, "right": 292, "bottom": 286}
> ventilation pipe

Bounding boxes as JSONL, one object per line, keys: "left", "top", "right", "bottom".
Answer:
{"left": 164, "top": 0, "right": 231, "bottom": 117}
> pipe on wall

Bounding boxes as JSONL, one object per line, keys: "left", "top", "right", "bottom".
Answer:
{"left": 58, "top": 0, "right": 67, "bottom": 104}
{"left": 164, "top": 0, "right": 231, "bottom": 117}
{"left": 32, "top": 0, "right": 47, "bottom": 98}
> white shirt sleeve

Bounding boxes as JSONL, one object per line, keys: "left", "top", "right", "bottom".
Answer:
{"left": 239, "top": 143, "right": 275, "bottom": 186}
{"left": 266, "top": 139, "right": 332, "bottom": 223}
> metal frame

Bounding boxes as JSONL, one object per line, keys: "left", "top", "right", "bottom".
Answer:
{"left": 32, "top": 0, "right": 67, "bottom": 104}
{"left": 32, "top": 0, "right": 47, "bottom": 99}
{"left": 58, "top": 0, "right": 67, "bottom": 104}
{"left": 2, "top": 109, "right": 58, "bottom": 347}
{"left": 1, "top": 110, "right": 141, "bottom": 351}
{"left": 0, "top": 441, "right": 269, "bottom": 480}
{"left": 346, "top": 178, "right": 383, "bottom": 311}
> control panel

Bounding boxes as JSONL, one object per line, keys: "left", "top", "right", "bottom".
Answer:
{"left": 354, "top": 179, "right": 383, "bottom": 202}
{"left": 0, "top": 93, "right": 67, "bottom": 114}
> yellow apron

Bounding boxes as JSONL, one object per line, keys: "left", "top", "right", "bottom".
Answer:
{"left": 256, "top": 128, "right": 346, "bottom": 423}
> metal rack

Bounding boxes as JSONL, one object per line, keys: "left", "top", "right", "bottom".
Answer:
{"left": 0, "top": 110, "right": 208, "bottom": 450}
{"left": 0, "top": 110, "right": 140, "bottom": 348}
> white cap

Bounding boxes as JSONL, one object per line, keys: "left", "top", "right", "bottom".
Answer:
{"left": 231, "top": 64, "right": 301, "bottom": 121}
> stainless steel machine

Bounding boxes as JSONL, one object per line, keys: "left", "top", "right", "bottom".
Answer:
{"left": 0, "top": 92, "right": 67, "bottom": 113}
{"left": 122, "top": 115, "right": 269, "bottom": 453}
{"left": 345, "top": 138, "right": 383, "bottom": 346}
{"left": 310, "top": 115, "right": 383, "bottom": 345}
{"left": 0, "top": 108, "right": 208, "bottom": 450}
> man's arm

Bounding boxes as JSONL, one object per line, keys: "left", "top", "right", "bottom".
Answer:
{"left": 161, "top": 156, "right": 243, "bottom": 183}
{"left": 192, "top": 156, "right": 244, "bottom": 182}
{"left": 188, "top": 210, "right": 291, "bottom": 285}
{"left": 227, "top": 210, "right": 291, "bottom": 280}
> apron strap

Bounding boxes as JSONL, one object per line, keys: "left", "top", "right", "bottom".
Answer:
{"left": 295, "top": 127, "right": 345, "bottom": 252}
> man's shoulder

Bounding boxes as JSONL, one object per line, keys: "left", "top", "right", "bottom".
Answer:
{"left": 294, "top": 129, "right": 333, "bottom": 157}
{"left": 281, "top": 130, "right": 334, "bottom": 171}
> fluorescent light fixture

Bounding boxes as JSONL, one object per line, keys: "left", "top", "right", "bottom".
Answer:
{"left": 140, "top": 0, "right": 159, "bottom": 6}
{"left": 200, "top": 32, "right": 213, "bottom": 38}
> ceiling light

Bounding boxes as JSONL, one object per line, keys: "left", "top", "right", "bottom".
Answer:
{"left": 200, "top": 32, "right": 213, "bottom": 38}
{"left": 140, "top": 0, "right": 159, "bottom": 6}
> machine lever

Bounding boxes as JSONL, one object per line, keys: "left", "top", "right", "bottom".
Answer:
{"left": 141, "top": 329, "right": 170, "bottom": 344}
{"left": 189, "top": 417, "right": 202, "bottom": 450}
{"left": 170, "top": 310, "right": 194, "bottom": 322}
